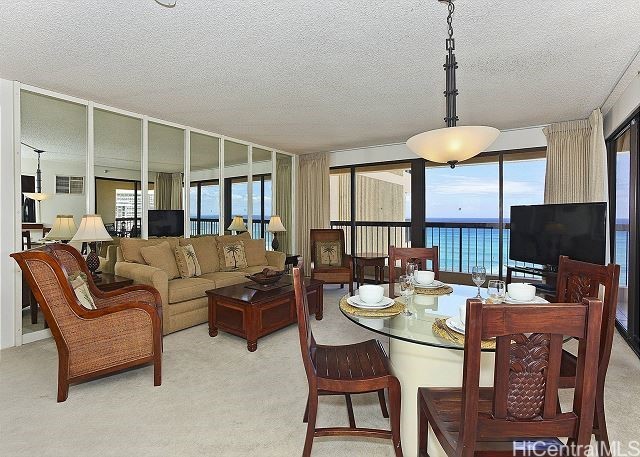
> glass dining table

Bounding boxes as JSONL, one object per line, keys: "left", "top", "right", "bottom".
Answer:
{"left": 340, "top": 283, "right": 507, "bottom": 457}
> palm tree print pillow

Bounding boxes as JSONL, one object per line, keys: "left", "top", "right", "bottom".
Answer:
{"left": 315, "top": 241, "right": 343, "bottom": 267}
{"left": 175, "top": 244, "right": 202, "bottom": 278}
{"left": 217, "top": 241, "right": 248, "bottom": 271}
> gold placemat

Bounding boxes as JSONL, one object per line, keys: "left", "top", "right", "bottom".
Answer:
{"left": 415, "top": 285, "right": 453, "bottom": 296}
{"left": 340, "top": 295, "right": 406, "bottom": 318}
{"left": 432, "top": 318, "right": 496, "bottom": 349}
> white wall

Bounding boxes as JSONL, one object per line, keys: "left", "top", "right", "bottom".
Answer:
{"left": 604, "top": 71, "right": 640, "bottom": 137}
{"left": 0, "top": 79, "right": 17, "bottom": 348}
{"left": 329, "top": 126, "right": 547, "bottom": 167}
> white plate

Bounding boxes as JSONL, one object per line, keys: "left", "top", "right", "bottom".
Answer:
{"left": 504, "top": 294, "right": 549, "bottom": 305}
{"left": 445, "top": 317, "right": 466, "bottom": 334}
{"left": 347, "top": 295, "right": 395, "bottom": 309}
{"left": 413, "top": 279, "right": 445, "bottom": 289}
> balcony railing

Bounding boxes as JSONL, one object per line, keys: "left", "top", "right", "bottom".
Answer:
{"left": 190, "top": 217, "right": 220, "bottom": 235}
{"left": 113, "top": 217, "right": 140, "bottom": 237}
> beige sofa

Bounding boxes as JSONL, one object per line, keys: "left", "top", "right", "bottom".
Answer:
{"left": 114, "top": 233, "right": 285, "bottom": 335}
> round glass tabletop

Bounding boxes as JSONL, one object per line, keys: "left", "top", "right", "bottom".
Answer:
{"left": 340, "top": 283, "right": 497, "bottom": 351}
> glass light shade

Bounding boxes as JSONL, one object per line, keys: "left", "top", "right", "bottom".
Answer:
{"left": 267, "top": 215, "right": 286, "bottom": 233}
{"left": 23, "top": 192, "right": 50, "bottom": 202}
{"left": 406, "top": 126, "right": 500, "bottom": 165}
{"left": 45, "top": 215, "right": 78, "bottom": 241}
{"left": 227, "top": 216, "right": 247, "bottom": 232}
{"left": 70, "top": 214, "right": 113, "bottom": 243}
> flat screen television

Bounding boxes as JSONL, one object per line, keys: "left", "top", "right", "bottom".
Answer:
{"left": 509, "top": 202, "right": 607, "bottom": 266}
{"left": 148, "top": 210, "right": 184, "bottom": 237}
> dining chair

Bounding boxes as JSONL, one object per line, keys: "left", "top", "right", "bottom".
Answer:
{"left": 388, "top": 246, "right": 439, "bottom": 297}
{"left": 11, "top": 243, "right": 163, "bottom": 402}
{"left": 292, "top": 267, "right": 402, "bottom": 456}
{"left": 310, "top": 228, "right": 354, "bottom": 295}
{"left": 418, "top": 297, "right": 603, "bottom": 457}
{"left": 555, "top": 255, "right": 620, "bottom": 454}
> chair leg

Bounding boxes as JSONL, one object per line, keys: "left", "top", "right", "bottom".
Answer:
{"left": 30, "top": 295, "right": 38, "bottom": 325}
{"left": 57, "top": 378, "right": 69, "bottom": 403}
{"left": 340, "top": 283, "right": 344, "bottom": 289}
{"left": 303, "top": 392, "right": 318, "bottom": 457}
{"left": 389, "top": 377, "right": 403, "bottom": 457}
{"left": 154, "top": 356, "right": 162, "bottom": 386}
{"left": 378, "top": 389, "right": 389, "bottom": 418}
{"left": 303, "top": 396, "right": 310, "bottom": 423}
{"left": 418, "top": 391, "right": 429, "bottom": 457}
{"left": 345, "top": 394, "right": 356, "bottom": 428}
{"left": 349, "top": 281, "right": 354, "bottom": 296}
{"left": 594, "top": 396, "right": 611, "bottom": 456}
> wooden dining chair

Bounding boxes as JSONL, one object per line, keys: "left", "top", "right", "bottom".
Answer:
{"left": 292, "top": 267, "right": 403, "bottom": 456}
{"left": 310, "top": 228, "right": 354, "bottom": 295}
{"left": 418, "top": 297, "right": 602, "bottom": 457}
{"left": 555, "top": 255, "right": 620, "bottom": 454}
{"left": 388, "top": 246, "right": 439, "bottom": 297}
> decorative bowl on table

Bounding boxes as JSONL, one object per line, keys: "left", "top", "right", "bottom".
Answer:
{"left": 246, "top": 268, "right": 286, "bottom": 286}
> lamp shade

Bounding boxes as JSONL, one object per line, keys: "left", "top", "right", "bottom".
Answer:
{"left": 70, "top": 214, "right": 113, "bottom": 243}
{"left": 45, "top": 215, "right": 77, "bottom": 241}
{"left": 23, "top": 192, "right": 50, "bottom": 202}
{"left": 227, "top": 216, "right": 247, "bottom": 232}
{"left": 406, "top": 126, "right": 500, "bottom": 165}
{"left": 267, "top": 215, "right": 286, "bottom": 233}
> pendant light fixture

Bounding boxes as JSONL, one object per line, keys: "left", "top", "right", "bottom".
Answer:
{"left": 406, "top": 0, "right": 500, "bottom": 168}
{"left": 22, "top": 145, "right": 50, "bottom": 202}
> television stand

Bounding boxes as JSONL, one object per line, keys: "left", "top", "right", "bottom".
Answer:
{"left": 506, "top": 265, "right": 557, "bottom": 298}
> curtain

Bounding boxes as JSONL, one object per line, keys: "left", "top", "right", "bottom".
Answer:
{"left": 543, "top": 108, "right": 607, "bottom": 204}
{"left": 155, "top": 172, "right": 183, "bottom": 210}
{"left": 297, "top": 152, "right": 330, "bottom": 273}
{"left": 275, "top": 154, "right": 292, "bottom": 253}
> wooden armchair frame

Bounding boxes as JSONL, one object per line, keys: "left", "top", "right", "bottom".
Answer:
{"left": 310, "top": 229, "right": 354, "bottom": 295}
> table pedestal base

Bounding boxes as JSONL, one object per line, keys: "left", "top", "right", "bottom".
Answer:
{"left": 389, "top": 338, "right": 495, "bottom": 457}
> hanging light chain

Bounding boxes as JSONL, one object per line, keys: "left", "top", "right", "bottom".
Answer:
{"left": 443, "top": 0, "right": 458, "bottom": 129}
{"left": 446, "top": 0, "right": 455, "bottom": 45}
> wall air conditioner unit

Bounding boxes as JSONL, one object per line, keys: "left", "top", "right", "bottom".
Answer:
{"left": 56, "top": 176, "right": 84, "bottom": 195}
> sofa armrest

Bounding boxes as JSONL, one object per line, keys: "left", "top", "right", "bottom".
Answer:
{"left": 265, "top": 251, "right": 286, "bottom": 270}
{"left": 99, "top": 245, "right": 118, "bottom": 274}
{"left": 115, "top": 261, "right": 169, "bottom": 309}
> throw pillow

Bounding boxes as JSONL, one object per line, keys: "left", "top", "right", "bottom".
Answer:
{"left": 174, "top": 244, "right": 202, "bottom": 278}
{"left": 243, "top": 238, "right": 268, "bottom": 267}
{"left": 315, "top": 241, "right": 343, "bottom": 267}
{"left": 140, "top": 241, "right": 180, "bottom": 279}
{"left": 217, "top": 240, "right": 248, "bottom": 271}
{"left": 68, "top": 273, "right": 96, "bottom": 310}
{"left": 179, "top": 236, "right": 219, "bottom": 273}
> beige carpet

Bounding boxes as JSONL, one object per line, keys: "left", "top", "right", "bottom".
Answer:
{"left": 1, "top": 286, "right": 640, "bottom": 457}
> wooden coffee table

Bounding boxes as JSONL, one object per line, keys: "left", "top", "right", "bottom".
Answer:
{"left": 206, "top": 276, "right": 323, "bottom": 352}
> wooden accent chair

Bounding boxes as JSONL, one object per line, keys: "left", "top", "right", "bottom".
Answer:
{"left": 555, "top": 255, "right": 620, "bottom": 454}
{"left": 310, "top": 229, "right": 354, "bottom": 295}
{"left": 292, "top": 268, "right": 402, "bottom": 456}
{"left": 11, "top": 243, "right": 163, "bottom": 402}
{"left": 388, "top": 246, "right": 440, "bottom": 298}
{"left": 418, "top": 298, "right": 603, "bottom": 457}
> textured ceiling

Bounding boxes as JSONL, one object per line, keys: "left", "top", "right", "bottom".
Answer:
{"left": 3, "top": 0, "right": 639, "bottom": 154}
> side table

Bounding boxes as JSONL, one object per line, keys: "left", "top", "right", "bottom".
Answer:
{"left": 94, "top": 273, "right": 134, "bottom": 292}
{"left": 354, "top": 253, "right": 388, "bottom": 289}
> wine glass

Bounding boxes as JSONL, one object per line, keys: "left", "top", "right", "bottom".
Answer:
{"left": 406, "top": 260, "right": 418, "bottom": 280}
{"left": 487, "top": 280, "right": 506, "bottom": 304}
{"left": 471, "top": 266, "right": 486, "bottom": 299}
{"left": 398, "top": 274, "right": 415, "bottom": 316}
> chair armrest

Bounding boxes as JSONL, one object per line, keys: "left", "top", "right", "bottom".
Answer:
{"left": 91, "top": 285, "right": 163, "bottom": 322}
{"left": 344, "top": 254, "right": 354, "bottom": 277}
{"left": 265, "top": 251, "right": 286, "bottom": 270}
{"left": 115, "top": 262, "right": 168, "bottom": 308}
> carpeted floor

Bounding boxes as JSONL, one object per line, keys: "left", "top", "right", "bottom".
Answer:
{"left": 1, "top": 286, "right": 640, "bottom": 457}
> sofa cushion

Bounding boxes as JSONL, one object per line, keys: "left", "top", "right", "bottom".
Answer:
{"left": 120, "top": 237, "right": 179, "bottom": 264}
{"left": 216, "top": 232, "right": 251, "bottom": 245}
{"left": 217, "top": 240, "right": 248, "bottom": 271}
{"left": 243, "top": 238, "right": 268, "bottom": 266}
{"left": 168, "top": 277, "right": 216, "bottom": 304}
{"left": 199, "top": 271, "right": 248, "bottom": 288}
{"left": 179, "top": 236, "right": 219, "bottom": 274}
{"left": 174, "top": 244, "right": 202, "bottom": 278}
{"left": 140, "top": 241, "right": 180, "bottom": 280}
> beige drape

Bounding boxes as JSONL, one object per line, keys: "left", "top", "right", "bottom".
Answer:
{"left": 297, "top": 152, "right": 330, "bottom": 273}
{"left": 543, "top": 108, "right": 607, "bottom": 204}
{"left": 275, "top": 154, "right": 292, "bottom": 253}
{"left": 155, "top": 172, "right": 183, "bottom": 210}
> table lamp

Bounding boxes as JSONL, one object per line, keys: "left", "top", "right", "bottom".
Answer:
{"left": 70, "top": 214, "right": 113, "bottom": 276}
{"left": 267, "top": 215, "right": 286, "bottom": 251}
{"left": 45, "top": 215, "right": 77, "bottom": 242}
{"left": 227, "top": 216, "right": 247, "bottom": 234}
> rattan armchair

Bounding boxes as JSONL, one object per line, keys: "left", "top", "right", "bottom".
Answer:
{"left": 11, "top": 243, "right": 163, "bottom": 402}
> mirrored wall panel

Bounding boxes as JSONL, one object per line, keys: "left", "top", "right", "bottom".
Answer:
{"left": 252, "top": 147, "right": 273, "bottom": 246}
{"left": 20, "top": 89, "right": 87, "bottom": 334}
{"left": 275, "top": 153, "right": 293, "bottom": 253}
{"left": 224, "top": 140, "right": 249, "bottom": 233}
{"left": 190, "top": 132, "right": 220, "bottom": 235}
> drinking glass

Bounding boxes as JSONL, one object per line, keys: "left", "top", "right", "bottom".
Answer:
{"left": 471, "top": 266, "right": 486, "bottom": 299}
{"left": 487, "top": 279, "right": 506, "bottom": 304}
{"left": 398, "top": 274, "right": 415, "bottom": 316}
{"left": 406, "top": 260, "right": 418, "bottom": 280}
